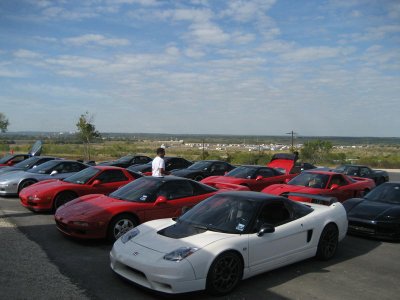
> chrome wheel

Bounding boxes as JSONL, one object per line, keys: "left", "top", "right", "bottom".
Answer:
{"left": 108, "top": 214, "right": 138, "bottom": 242}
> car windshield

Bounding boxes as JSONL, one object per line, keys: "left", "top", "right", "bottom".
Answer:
{"left": 115, "top": 155, "right": 133, "bottom": 163}
{"left": 109, "top": 177, "right": 162, "bottom": 202}
{"left": 187, "top": 161, "right": 212, "bottom": 170}
{"left": 225, "top": 166, "right": 256, "bottom": 179}
{"left": 288, "top": 172, "right": 330, "bottom": 189}
{"left": 63, "top": 167, "right": 100, "bottom": 184}
{"left": 364, "top": 183, "right": 400, "bottom": 204}
{"left": 334, "top": 166, "right": 347, "bottom": 172}
{"left": 0, "top": 154, "right": 13, "bottom": 163}
{"left": 27, "top": 160, "right": 60, "bottom": 174}
{"left": 177, "top": 194, "right": 259, "bottom": 234}
{"left": 13, "top": 156, "right": 39, "bottom": 169}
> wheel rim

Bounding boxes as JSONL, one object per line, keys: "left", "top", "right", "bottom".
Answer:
{"left": 211, "top": 254, "right": 241, "bottom": 293}
{"left": 321, "top": 228, "right": 338, "bottom": 258}
{"left": 113, "top": 219, "right": 135, "bottom": 239}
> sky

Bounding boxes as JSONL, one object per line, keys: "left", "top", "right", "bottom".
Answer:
{"left": 0, "top": 0, "right": 399, "bottom": 137}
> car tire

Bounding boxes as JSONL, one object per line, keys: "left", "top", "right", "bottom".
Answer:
{"left": 206, "top": 251, "right": 243, "bottom": 296}
{"left": 316, "top": 223, "right": 339, "bottom": 260}
{"left": 53, "top": 191, "right": 78, "bottom": 210}
{"left": 18, "top": 179, "right": 37, "bottom": 194}
{"left": 107, "top": 214, "right": 138, "bottom": 243}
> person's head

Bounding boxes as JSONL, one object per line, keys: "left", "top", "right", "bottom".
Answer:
{"left": 156, "top": 147, "right": 165, "bottom": 157}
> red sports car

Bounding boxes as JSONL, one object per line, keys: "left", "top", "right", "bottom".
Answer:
{"left": 54, "top": 176, "right": 219, "bottom": 242}
{"left": 201, "top": 165, "right": 295, "bottom": 191}
{"left": 262, "top": 170, "right": 376, "bottom": 203}
{"left": 20, "top": 166, "right": 142, "bottom": 212}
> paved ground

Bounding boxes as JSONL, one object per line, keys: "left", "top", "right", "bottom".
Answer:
{"left": 1, "top": 171, "right": 400, "bottom": 300}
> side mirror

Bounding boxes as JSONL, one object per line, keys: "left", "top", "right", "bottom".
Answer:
{"left": 7, "top": 161, "right": 13, "bottom": 166}
{"left": 284, "top": 178, "right": 290, "bottom": 184}
{"left": 255, "top": 175, "right": 263, "bottom": 181}
{"left": 330, "top": 184, "right": 339, "bottom": 190}
{"left": 154, "top": 195, "right": 167, "bottom": 205}
{"left": 92, "top": 179, "right": 101, "bottom": 186}
{"left": 50, "top": 170, "right": 58, "bottom": 176}
{"left": 257, "top": 224, "right": 275, "bottom": 237}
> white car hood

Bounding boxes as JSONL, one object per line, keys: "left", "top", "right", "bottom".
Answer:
{"left": 134, "top": 219, "right": 235, "bottom": 253}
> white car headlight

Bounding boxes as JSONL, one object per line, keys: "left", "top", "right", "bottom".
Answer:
{"left": 120, "top": 228, "right": 140, "bottom": 244}
{"left": 163, "top": 247, "right": 199, "bottom": 262}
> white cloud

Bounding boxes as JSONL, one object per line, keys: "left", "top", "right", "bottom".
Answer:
{"left": 13, "top": 49, "right": 41, "bottom": 59}
{"left": 280, "top": 46, "right": 355, "bottom": 62}
{"left": 187, "top": 22, "right": 230, "bottom": 45}
{"left": 63, "top": 34, "right": 130, "bottom": 47}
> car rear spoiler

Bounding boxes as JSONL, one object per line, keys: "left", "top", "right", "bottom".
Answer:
{"left": 281, "top": 192, "right": 338, "bottom": 205}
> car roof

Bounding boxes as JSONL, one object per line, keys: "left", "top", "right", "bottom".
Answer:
{"left": 141, "top": 175, "right": 194, "bottom": 182}
{"left": 93, "top": 166, "right": 127, "bottom": 171}
{"left": 215, "top": 190, "right": 286, "bottom": 203}
{"left": 304, "top": 170, "right": 339, "bottom": 175}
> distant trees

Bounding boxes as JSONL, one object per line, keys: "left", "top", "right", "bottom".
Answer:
{"left": 76, "top": 111, "right": 101, "bottom": 160}
{"left": 300, "top": 140, "right": 333, "bottom": 164}
{"left": 0, "top": 112, "right": 9, "bottom": 133}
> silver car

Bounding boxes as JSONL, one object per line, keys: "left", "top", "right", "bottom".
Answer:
{"left": 0, "top": 156, "right": 58, "bottom": 175}
{"left": 0, "top": 160, "right": 88, "bottom": 196}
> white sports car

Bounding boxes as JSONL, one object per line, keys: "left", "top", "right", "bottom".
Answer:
{"left": 110, "top": 191, "right": 348, "bottom": 295}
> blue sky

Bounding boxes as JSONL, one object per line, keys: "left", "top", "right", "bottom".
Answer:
{"left": 0, "top": 0, "right": 399, "bottom": 136}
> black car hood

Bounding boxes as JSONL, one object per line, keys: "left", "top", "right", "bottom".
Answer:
{"left": 348, "top": 200, "right": 400, "bottom": 221}
{"left": 171, "top": 169, "right": 202, "bottom": 177}
{"left": 128, "top": 164, "right": 151, "bottom": 172}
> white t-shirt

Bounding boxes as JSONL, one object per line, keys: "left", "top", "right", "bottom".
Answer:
{"left": 152, "top": 156, "right": 165, "bottom": 177}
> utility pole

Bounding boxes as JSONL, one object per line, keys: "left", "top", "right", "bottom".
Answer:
{"left": 286, "top": 130, "right": 297, "bottom": 152}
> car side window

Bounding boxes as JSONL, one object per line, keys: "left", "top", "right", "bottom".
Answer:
{"left": 360, "top": 167, "right": 371, "bottom": 177}
{"left": 256, "top": 201, "right": 291, "bottom": 228}
{"left": 12, "top": 155, "right": 27, "bottom": 163}
{"left": 96, "top": 170, "right": 129, "bottom": 183}
{"left": 256, "top": 168, "right": 275, "bottom": 178}
{"left": 346, "top": 166, "right": 359, "bottom": 176}
{"left": 328, "top": 175, "right": 348, "bottom": 188}
{"left": 158, "top": 181, "right": 194, "bottom": 200}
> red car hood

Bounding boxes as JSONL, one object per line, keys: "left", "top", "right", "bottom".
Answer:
{"left": 21, "top": 179, "right": 73, "bottom": 195}
{"left": 202, "top": 176, "right": 245, "bottom": 185}
{"left": 262, "top": 184, "right": 319, "bottom": 196}
{"left": 267, "top": 159, "right": 295, "bottom": 175}
{"left": 56, "top": 194, "right": 122, "bottom": 218}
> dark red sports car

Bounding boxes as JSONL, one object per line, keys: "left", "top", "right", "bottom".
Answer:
{"left": 20, "top": 166, "right": 142, "bottom": 212}
{"left": 54, "top": 176, "right": 219, "bottom": 241}
{"left": 262, "top": 170, "right": 376, "bottom": 203}
{"left": 201, "top": 165, "right": 295, "bottom": 191}
{"left": 0, "top": 153, "right": 30, "bottom": 167}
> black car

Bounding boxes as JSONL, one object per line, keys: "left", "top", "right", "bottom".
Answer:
{"left": 127, "top": 157, "right": 192, "bottom": 174}
{"left": 171, "top": 160, "right": 235, "bottom": 181}
{"left": 334, "top": 164, "right": 389, "bottom": 185}
{"left": 343, "top": 182, "right": 400, "bottom": 241}
{"left": 97, "top": 155, "right": 152, "bottom": 168}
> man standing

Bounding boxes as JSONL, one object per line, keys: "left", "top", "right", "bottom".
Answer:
{"left": 152, "top": 147, "right": 166, "bottom": 177}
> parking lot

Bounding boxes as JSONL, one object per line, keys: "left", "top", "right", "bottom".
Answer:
{"left": 1, "top": 172, "right": 400, "bottom": 300}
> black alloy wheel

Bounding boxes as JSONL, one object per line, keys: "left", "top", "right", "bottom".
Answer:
{"left": 206, "top": 252, "right": 243, "bottom": 296}
{"left": 316, "top": 223, "right": 339, "bottom": 260}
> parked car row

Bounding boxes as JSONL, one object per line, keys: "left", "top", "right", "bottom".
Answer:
{"left": 0, "top": 150, "right": 398, "bottom": 295}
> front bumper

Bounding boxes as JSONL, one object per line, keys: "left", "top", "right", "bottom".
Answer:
{"left": 110, "top": 241, "right": 206, "bottom": 294}
{"left": 0, "top": 182, "right": 18, "bottom": 196}
{"left": 348, "top": 218, "right": 400, "bottom": 241}
{"left": 20, "top": 195, "right": 53, "bottom": 212}
{"left": 54, "top": 215, "right": 107, "bottom": 239}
